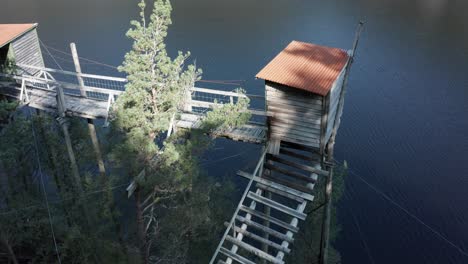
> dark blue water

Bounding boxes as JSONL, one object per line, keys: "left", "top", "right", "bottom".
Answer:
{"left": 2, "top": 0, "right": 468, "bottom": 263}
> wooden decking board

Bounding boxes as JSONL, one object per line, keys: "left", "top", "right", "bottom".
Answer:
{"left": 1, "top": 83, "right": 109, "bottom": 119}
{"left": 175, "top": 106, "right": 267, "bottom": 143}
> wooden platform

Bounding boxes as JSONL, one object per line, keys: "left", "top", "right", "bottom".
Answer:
{"left": 176, "top": 112, "right": 267, "bottom": 144}
{"left": 0, "top": 82, "right": 110, "bottom": 119}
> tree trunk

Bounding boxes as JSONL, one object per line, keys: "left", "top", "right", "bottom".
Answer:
{"left": 1, "top": 237, "right": 19, "bottom": 264}
{"left": 135, "top": 187, "right": 148, "bottom": 264}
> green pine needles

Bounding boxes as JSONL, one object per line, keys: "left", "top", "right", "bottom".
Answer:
{"left": 113, "top": 0, "right": 202, "bottom": 162}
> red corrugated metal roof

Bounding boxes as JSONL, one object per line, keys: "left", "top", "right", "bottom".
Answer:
{"left": 0, "top": 23, "right": 37, "bottom": 48}
{"left": 256, "top": 40, "right": 349, "bottom": 96}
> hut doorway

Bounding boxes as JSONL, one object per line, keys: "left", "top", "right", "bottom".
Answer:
{"left": 0, "top": 44, "right": 14, "bottom": 74}
{"left": 0, "top": 44, "right": 9, "bottom": 67}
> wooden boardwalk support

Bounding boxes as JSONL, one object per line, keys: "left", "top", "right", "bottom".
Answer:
{"left": 70, "top": 43, "right": 106, "bottom": 178}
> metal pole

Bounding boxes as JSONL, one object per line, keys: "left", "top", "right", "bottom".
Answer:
{"left": 319, "top": 21, "right": 364, "bottom": 264}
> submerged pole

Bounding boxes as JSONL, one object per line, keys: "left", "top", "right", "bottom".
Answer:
{"left": 70, "top": 43, "right": 106, "bottom": 178}
{"left": 319, "top": 21, "right": 364, "bottom": 264}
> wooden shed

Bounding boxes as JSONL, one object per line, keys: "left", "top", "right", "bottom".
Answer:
{"left": 0, "top": 23, "right": 44, "bottom": 76}
{"left": 256, "top": 40, "right": 350, "bottom": 152}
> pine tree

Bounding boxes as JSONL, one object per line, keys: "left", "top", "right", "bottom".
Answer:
{"left": 111, "top": 1, "right": 251, "bottom": 263}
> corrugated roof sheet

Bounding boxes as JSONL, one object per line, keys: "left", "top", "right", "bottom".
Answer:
{"left": 0, "top": 23, "right": 37, "bottom": 48}
{"left": 256, "top": 40, "right": 349, "bottom": 96}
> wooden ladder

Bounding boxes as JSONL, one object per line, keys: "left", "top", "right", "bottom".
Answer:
{"left": 210, "top": 141, "right": 329, "bottom": 264}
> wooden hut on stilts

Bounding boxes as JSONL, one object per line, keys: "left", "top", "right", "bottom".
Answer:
{"left": 211, "top": 22, "right": 363, "bottom": 264}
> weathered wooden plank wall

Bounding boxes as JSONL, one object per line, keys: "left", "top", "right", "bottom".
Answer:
{"left": 323, "top": 64, "right": 347, "bottom": 145}
{"left": 11, "top": 28, "right": 44, "bottom": 76}
{"left": 266, "top": 81, "right": 323, "bottom": 148}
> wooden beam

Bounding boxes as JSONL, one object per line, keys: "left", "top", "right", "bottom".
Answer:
{"left": 225, "top": 236, "right": 285, "bottom": 264}
{"left": 239, "top": 205, "right": 299, "bottom": 233}
{"left": 266, "top": 153, "right": 329, "bottom": 177}
{"left": 224, "top": 222, "right": 291, "bottom": 253}
{"left": 235, "top": 215, "right": 294, "bottom": 243}
{"left": 262, "top": 174, "right": 314, "bottom": 194}
{"left": 87, "top": 118, "right": 106, "bottom": 178}
{"left": 191, "top": 87, "right": 248, "bottom": 98}
{"left": 71, "top": 43, "right": 106, "bottom": 178}
{"left": 279, "top": 148, "right": 320, "bottom": 162}
{"left": 320, "top": 92, "right": 330, "bottom": 154}
{"left": 70, "top": 43, "right": 87, "bottom": 97}
{"left": 247, "top": 192, "right": 306, "bottom": 220}
{"left": 270, "top": 134, "right": 319, "bottom": 149}
{"left": 237, "top": 171, "right": 314, "bottom": 201}
{"left": 263, "top": 163, "right": 316, "bottom": 184}
{"left": 256, "top": 183, "right": 304, "bottom": 203}
{"left": 280, "top": 140, "right": 319, "bottom": 154}
{"left": 219, "top": 247, "right": 255, "bottom": 264}
{"left": 16, "top": 63, "right": 127, "bottom": 82}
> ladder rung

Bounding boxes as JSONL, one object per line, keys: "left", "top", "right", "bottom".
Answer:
{"left": 264, "top": 163, "right": 315, "bottom": 184}
{"left": 266, "top": 153, "right": 329, "bottom": 177}
{"left": 247, "top": 192, "right": 307, "bottom": 220}
{"left": 224, "top": 222, "right": 291, "bottom": 253}
{"left": 280, "top": 140, "right": 319, "bottom": 153}
{"left": 236, "top": 215, "right": 293, "bottom": 243}
{"left": 219, "top": 247, "right": 255, "bottom": 264}
{"left": 239, "top": 205, "right": 299, "bottom": 233}
{"left": 256, "top": 183, "right": 305, "bottom": 203}
{"left": 226, "top": 236, "right": 285, "bottom": 264}
{"left": 279, "top": 148, "right": 320, "bottom": 162}
{"left": 237, "top": 171, "right": 314, "bottom": 201}
{"left": 262, "top": 174, "right": 315, "bottom": 194}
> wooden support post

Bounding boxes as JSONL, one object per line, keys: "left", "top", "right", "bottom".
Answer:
{"left": 261, "top": 190, "right": 272, "bottom": 262}
{"left": 55, "top": 83, "right": 95, "bottom": 229}
{"left": 87, "top": 119, "right": 106, "bottom": 178}
{"left": 56, "top": 83, "right": 82, "bottom": 192}
{"left": 70, "top": 43, "right": 86, "bottom": 97}
{"left": 70, "top": 43, "right": 106, "bottom": 178}
{"left": 319, "top": 21, "right": 364, "bottom": 264}
{"left": 59, "top": 119, "right": 82, "bottom": 192}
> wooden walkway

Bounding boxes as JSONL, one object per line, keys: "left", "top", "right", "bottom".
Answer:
{"left": 210, "top": 140, "right": 329, "bottom": 264}
{"left": 176, "top": 112, "right": 267, "bottom": 144}
{"left": 0, "top": 81, "right": 110, "bottom": 119}
{"left": 1, "top": 66, "right": 268, "bottom": 143}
